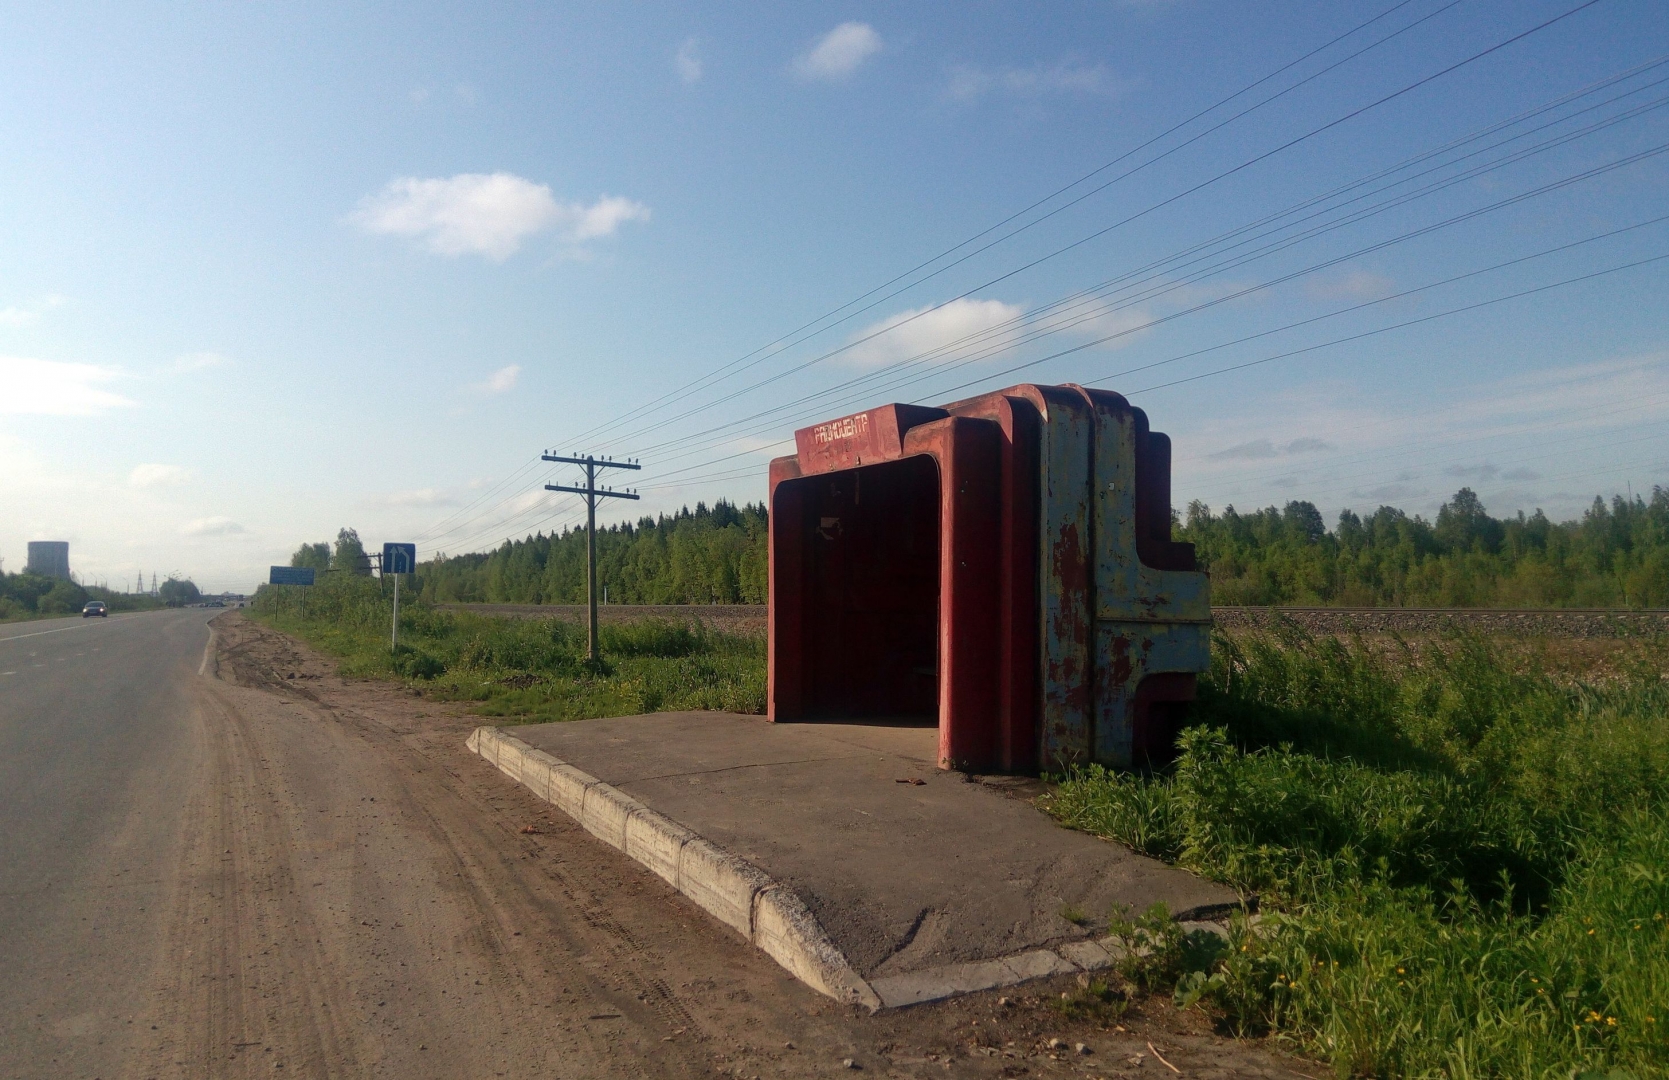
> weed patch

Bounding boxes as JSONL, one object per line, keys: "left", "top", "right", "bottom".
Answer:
{"left": 1045, "top": 622, "right": 1669, "bottom": 1077}
{"left": 251, "top": 575, "right": 765, "bottom": 721}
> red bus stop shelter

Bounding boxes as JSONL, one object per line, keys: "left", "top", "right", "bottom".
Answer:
{"left": 767, "top": 383, "right": 1210, "bottom": 774}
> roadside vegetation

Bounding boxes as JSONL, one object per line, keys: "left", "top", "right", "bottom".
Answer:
{"left": 327, "top": 486, "right": 1668, "bottom": 611}
{"left": 1183, "top": 486, "right": 1669, "bottom": 608}
{"left": 1046, "top": 622, "right": 1669, "bottom": 1078}
{"left": 250, "top": 570, "right": 765, "bottom": 721}
{"left": 0, "top": 569, "right": 174, "bottom": 621}
{"left": 288, "top": 502, "right": 768, "bottom": 607}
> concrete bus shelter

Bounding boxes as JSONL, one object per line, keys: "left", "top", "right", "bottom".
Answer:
{"left": 767, "top": 383, "right": 1211, "bottom": 773}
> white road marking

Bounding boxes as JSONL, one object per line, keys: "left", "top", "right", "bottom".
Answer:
{"left": 198, "top": 628, "right": 217, "bottom": 677}
{"left": 0, "top": 621, "right": 107, "bottom": 643}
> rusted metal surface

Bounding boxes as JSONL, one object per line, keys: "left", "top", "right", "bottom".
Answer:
{"left": 1073, "top": 386, "right": 1211, "bottom": 769}
{"left": 768, "top": 383, "right": 1209, "bottom": 773}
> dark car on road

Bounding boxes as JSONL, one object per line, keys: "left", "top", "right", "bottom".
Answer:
{"left": 82, "top": 601, "right": 107, "bottom": 618}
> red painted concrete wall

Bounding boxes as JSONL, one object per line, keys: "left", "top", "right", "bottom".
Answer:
{"left": 768, "top": 384, "right": 1210, "bottom": 773}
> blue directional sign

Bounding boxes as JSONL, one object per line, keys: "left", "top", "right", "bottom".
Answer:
{"left": 269, "top": 566, "right": 315, "bottom": 586}
{"left": 382, "top": 543, "right": 417, "bottom": 575}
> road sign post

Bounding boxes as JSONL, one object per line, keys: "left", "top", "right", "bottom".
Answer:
{"left": 382, "top": 543, "right": 417, "bottom": 651}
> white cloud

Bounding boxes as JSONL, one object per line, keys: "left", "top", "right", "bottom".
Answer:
{"left": 182, "top": 517, "right": 245, "bottom": 537}
{"left": 1207, "top": 437, "right": 1336, "bottom": 462}
{"left": 1062, "top": 304, "right": 1155, "bottom": 347}
{"left": 350, "top": 173, "right": 649, "bottom": 260}
{"left": 171, "top": 350, "right": 228, "bottom": 372}
{"left": 1439, "top": 353, "right": 1669, "bottom": 432}
{"left": 568, "top": 196, "right": 651, "bottom": 241}
{"left": 1352, "top": 481, "right": 1429, "bottom": 503}
{"left": 793, "top": 22, "right": 882, "bottom": 81}
{"left": 1208, "top": 439, "right": 1279, "bottom": 462}
{"left": 130, "top": 463, "right": 191, "bottom": 488}
{"left": 0, "top": 294, "right": 66, "bottom": 328}
{"left": 945, "top": 60, "right": 1117, "bottom": 103}
{"left": 386, "top": 488, "right": 452, "bottom": 507}
{"left": 0, "top": 356, "right": 135, "bottom": 415}
{"left": 676, "top": 38, "right": 703, "bottom": 84}
{"left": 844, "top": 298, "right": 1026, "bottom": 368}
{"left": 479, "top": 364, "right": 520, "bottom": 393}
{"left": 1305, "top": 269, "right": 1395, "bottom": 302}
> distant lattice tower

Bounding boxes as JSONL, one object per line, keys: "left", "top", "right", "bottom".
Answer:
{"left": 26, "top": 541, "right": 71, "bottom": 580}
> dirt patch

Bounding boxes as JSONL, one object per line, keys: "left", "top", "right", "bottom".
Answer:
{"left": 186, "top": 611, "right": 1315, "bottom": 1078}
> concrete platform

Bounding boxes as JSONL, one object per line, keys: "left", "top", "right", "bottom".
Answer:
{"left": 472, "top": 711, "right": 1237, "bottom": 1008}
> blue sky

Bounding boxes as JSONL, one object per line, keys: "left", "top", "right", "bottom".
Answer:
{"left": 2, "top": 1, "right": 1665, "bottom": 591}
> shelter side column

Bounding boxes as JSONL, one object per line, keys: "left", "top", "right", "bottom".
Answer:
{"left": 768, "top": 462, "right": 808, "bottom": 721}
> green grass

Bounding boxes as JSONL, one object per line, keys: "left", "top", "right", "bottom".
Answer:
{"left": 1046, "top": 622, "right": 1669, "bottom": 1078}
{"left": 250, "top": 575, "right": 765, "bottom": 722}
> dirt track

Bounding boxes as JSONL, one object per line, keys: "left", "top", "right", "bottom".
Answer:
{"left": 145, "top": 612, "right": 1313, "bottom": 1078}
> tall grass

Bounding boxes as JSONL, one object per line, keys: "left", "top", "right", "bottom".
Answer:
{"left": 1047, "top": 623, "right": 1669, "bottom": 1077}
{"left": 251, "top": 575, "right": 765, "bottom": 721}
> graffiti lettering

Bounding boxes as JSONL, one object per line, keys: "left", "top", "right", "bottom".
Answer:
{"left": 812, "top": 413, "right": 869, "bottom": 445}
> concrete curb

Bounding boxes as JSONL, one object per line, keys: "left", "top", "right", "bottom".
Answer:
{"left": 466, "top": 725, "right": 1196, "bottom": 1009}
{"left": 468, "top": 726, "right": 882, "bottom": 1010}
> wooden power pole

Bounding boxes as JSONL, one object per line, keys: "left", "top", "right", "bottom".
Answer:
{"left": 543, "top": 452, "right": 641, "bottom": 662}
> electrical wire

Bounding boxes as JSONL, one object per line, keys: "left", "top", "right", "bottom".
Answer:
{"left": 632, "top": 150, "right": 1669, "bottom": 487}
{"left": 625, "top": 104, "right": 1669, "bottom": 468}
{"left": 589, "top": 0, "right": 1608, "bottom": 452}
{"left": 418, "top": 0, "right": 1631, "bottom": 554}
{"left": 557, "top": 0, "right": 1444, "bottom": 449}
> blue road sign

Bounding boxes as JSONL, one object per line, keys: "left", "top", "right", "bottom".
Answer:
{"left": 382, "top": 543, "right": 417, "bottom": 575}
{"left": 269, "top": 566, "right": 315, "bottom": 586}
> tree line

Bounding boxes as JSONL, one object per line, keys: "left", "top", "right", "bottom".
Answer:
{"left": 0, "top": 571, "right": 193, "bottom": 619}
{"left": 294, "top": 485, "right": 1669, "bottom": 610}
{"left": 292, "top": 503, "right": 768, "bottom": 606}
{"left": 1180, "top": 485, "right": 1669, "bottom": 607}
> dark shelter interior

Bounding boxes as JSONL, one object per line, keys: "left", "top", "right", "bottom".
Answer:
{"left": 788, "top": 456, "right": 941, "bottom": 722}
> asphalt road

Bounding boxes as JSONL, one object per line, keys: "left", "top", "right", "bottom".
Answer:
{"left": 0, "top": 608, "right": 217, "bottom": 1078}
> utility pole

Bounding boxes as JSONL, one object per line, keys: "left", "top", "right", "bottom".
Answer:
{"left": 542, "top": 452, "right": 640, "bottom": 663}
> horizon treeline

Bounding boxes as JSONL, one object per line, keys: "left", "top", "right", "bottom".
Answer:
{"left": 297, "top": 502, "right": 769, "bottom": 606}
{"left": 0, "top": 572, "right": 190, "bottom": 619}
{"left": 303, "top": 485, "right": 1669, "bottom": 609}
{"left": 1182, "top": 485, "right": 1669, "bottom": 607}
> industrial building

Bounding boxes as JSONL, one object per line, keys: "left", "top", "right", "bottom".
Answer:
{"left": 25, "top": 541, "right": 71, "bottom": 580}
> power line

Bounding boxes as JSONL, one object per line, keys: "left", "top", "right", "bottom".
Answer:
{"left": 637, "top": 243, "right": 1669, "bottom": 494}
{"left": 627, "top": 106, "right": 1669, "bottom": 469}
{"left": 415, "top": 1, "right": 1631, "bottom": 556}
{"left": 633, "top": 148, "right": 1669, "bottom": 488}
{"left": 557, "top": 0, "right": 1442, "bottom": 449}
{"left": 592, "top": 0, "right": 1608, "bottom": 452}
{"left": 1124, "top": 252, "right": 1669, "bottom": 397}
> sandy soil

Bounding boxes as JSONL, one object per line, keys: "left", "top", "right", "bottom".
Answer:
{"left": 139, "top": 611, "right": 1318, "bottom": 1079}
